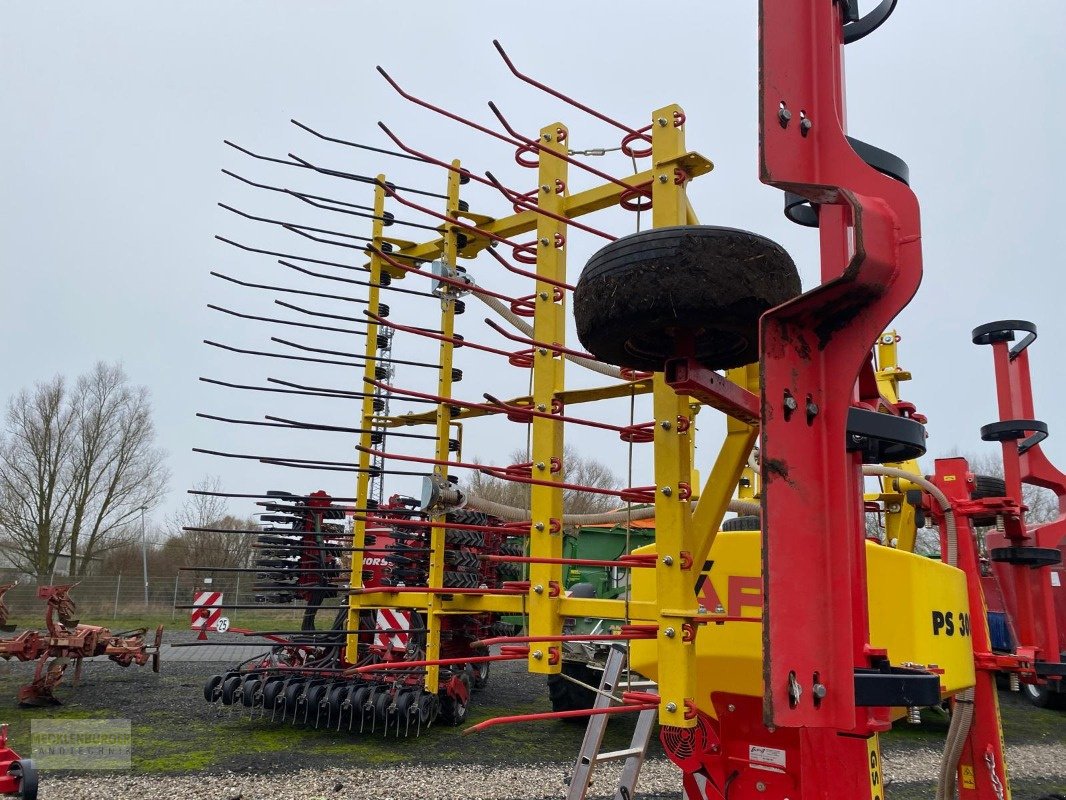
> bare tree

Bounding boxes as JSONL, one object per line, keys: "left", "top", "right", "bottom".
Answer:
{"left": 0, "top": 363, "right": 168, "bottom": 576}
{"left": 0, "top": 377, "right": 76, "bottom": 573}
{"left": 162, "top": 476, "right": 256, "bottom": 569}
{"left": 465, "top": 444, "right": 621, "bottom": 517}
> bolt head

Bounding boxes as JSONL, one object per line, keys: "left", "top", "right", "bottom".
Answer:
{"left": 534, "top": 584, "right": 544, "bottom": 594}
{"left": 660, "top": 420, "right": 672, "bottom": 430}
{"left": 665, "top": 702, "right": 677, "bottom": 712}
{"left": 658, "top": 174, "right": 669, "bottom": 183}
{"left": 727, "top": 704, "right": 735, "bottom": 712}
{"left": 783, "top": 396, "right": 798, "bottom": 411}
{"left": 662, "top": 555, "right": 674, "bottom": 566}
{"left": 536, "top": 462, "right": 546, "bottom": 470}
{"left": 812, "top": 683, "right": 827, "bottom": 699}
{"left": 756, "top": 781, "right": 767, "bottom": 792}
{"left": 543, "top": 133, "right": 553, "bottom": 142}
{"left": 541, "top": 184, "right": 550, "bottom": 193}
{"left": 539, "top": 237, "right": 550, "bottom": 246}
{"left": 657, "top": 117, "right": 668, "bottom": 127}
{"left": 778, "top": 108, "right": 792, "bottom": 127}
{"left": 534, "top": 522, "right": 545, "bottom": 531}
{"left": 664, "top": 627, "right": 676, "bottom": 638}
{"left": 661, "top": 486, "right": 673, "bottom": 497}
{"left": 536, "top": 404, "right": 546, "bottom": 412}
{"left": 538, "top": 292, "right": 549, "bottom": 300}
{"left": 532, "top": 649, "right": 543, "bottom": 659}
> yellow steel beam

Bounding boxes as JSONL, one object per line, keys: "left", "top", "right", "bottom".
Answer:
{"left": 526, "top": 123, "right": 568, "bottom": 676}
{"left": 423, "top": 161, "right": 464, "bottom": 694}
{"left": 345, "top": 179, "right": 389, "bottom": 658}
{"left": 649, "top": 104, "right": 699, "bottom": 728}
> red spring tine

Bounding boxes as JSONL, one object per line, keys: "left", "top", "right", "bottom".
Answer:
{"left": 483, "top": 318, "right": 598, "bottom": 361}
{"left": 481, "top": 392, "right": 628, "bottom": 434}
{"left": 491, "top": 39, "right": 651, "bottom": 145}
{"left": 365, "top": 311, "right": 520, "bottom": 360}
{"left": 462, "top": 701, "right": 660, "bottom": 734}
{"left": 483, "top": 171, "right": 615, "bottom": 242}
{"left": 480, "top": 243, "right": 574, "bottom": 291}
{"left": 487, "top": 101, "right": 651, "bottom": 194}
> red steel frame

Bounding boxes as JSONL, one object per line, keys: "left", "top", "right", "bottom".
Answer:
{"left": 758, "top": 0, "right": 922, "bottom": 737}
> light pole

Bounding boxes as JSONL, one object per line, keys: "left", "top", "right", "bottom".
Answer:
{"left": 140, "top": 505, "right": 149, "bottom": 605}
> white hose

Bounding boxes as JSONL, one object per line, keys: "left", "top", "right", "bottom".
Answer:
{"left": 466, "top": 492, "right": 759, "bottom": 525}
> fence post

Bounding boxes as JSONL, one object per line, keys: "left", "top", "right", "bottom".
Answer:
{"left": 171, "top": 574, "right": 180, "bottom": 622}
{"left": 234, "top": 573, "right": 240, "bottom": 609}
{"left": 113, "top": 574, "right": 122, "bottom": 620}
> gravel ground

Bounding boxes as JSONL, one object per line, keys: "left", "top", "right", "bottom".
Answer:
{"left": 0, "top": 628, "right": 1062, "bottom": 799}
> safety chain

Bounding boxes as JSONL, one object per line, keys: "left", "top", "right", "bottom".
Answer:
{"left": 984, "top": 746, "right": 1006, "bottom": 800}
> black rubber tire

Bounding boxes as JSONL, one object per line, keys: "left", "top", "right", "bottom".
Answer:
{"left": 220, "top": 675, "right": 242, "bottom": 706}
{"left": 722, "top": 515, "right": 761, "bottom": 531}
{"left": 1023, "top": 681, "right": 1066, "bottom": 710}
{"left": 240, "top": 678, "right": 262, "bottom": 708}
{"left": 261, "top": 678, "right": 286, "bottom": 710}
{"left": 547, "top": 659, "right": 598, "bottom": 717}
{"left": 203, "top": 674, "right": 223, "bottom": 702}
{"left": 9, "top": 759, "right": 38, "bottom": 800}
{"left": 970, "top": 474, "right": 1007, "bottom": 526}
{"left": 574, "top": 226, "right": 800, "bottom": 371}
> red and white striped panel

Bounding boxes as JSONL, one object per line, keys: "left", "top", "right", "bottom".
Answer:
{"left": 375, "top": 608, "right": 411, "bottom": 651}
{"left": 191, "top": 591, "right": 224, "bottom": 631}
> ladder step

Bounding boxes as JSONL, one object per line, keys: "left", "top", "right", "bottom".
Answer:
{"left": 595, "top": 747, "right": 645, "bottom": 762}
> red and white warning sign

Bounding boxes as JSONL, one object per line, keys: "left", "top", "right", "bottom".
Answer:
{"left": 191, "top": 591, "right": 228, "bottom": 635}
{"left": 375, "top": 608, "right": 411, "bottom": 651}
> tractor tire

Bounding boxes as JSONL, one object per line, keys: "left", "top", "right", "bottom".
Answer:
{"left": 722, "top": 515, "right": 761, "bottom": 531}
{"left": 573, "top": 226, "right": 800, "bottom": 371}
{"left": 1023, "top": 681, "right": 1066, "bottom": 710}
{"left": 547, "top": 659, "right": 598, "bottom": 717}
{"left": 970, "top": 475, "right": 1008, "bottom": 526}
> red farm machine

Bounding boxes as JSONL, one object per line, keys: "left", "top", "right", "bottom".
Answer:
{"left": 186, "top": 1, "right": 1065, "bottom": 798}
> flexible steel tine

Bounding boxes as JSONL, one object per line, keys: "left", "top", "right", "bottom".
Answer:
{"left": 207, "top": 304, "right": 366, "bottom": 335}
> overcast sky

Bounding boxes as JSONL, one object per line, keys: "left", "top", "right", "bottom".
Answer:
{"left": 3, "top": 2, "right": 1066, "bottom": 530}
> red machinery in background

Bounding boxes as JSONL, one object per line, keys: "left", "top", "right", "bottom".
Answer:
{"left": 971, "top": 320, "right": 1066, "bottom": 708}
{"left": 0, "top": 584, "right": 161, "bottom": 706}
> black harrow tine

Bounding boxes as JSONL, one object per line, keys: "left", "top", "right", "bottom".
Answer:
{"left": 292, "top": 191, "right": 439, "bottom": 233}
{"left": 271, "top": 337, "right": 442, "bottom": 370}
{"left": 210, "top": 271, "right": 369, "bottom": 305}
{"left": 265, "top": 376, "right": 434, "bottom": 402}
{"left": 275, "top": 300, "right": 364, "bottom": 323}
{"left": 224, "top": 139, "right": 447, "bottom": 200}
{"left": 207, "top": 304, "right": 366, "bottom": 336}
{"left": 291, "top": 118, "right": 431, "bottom": 164}
{"left": 203, "top": 340, "right": 364, "bottom": 368}
{"left": 264, "top": 414, "right": 439, "bottom": 440}
{"left": 198, "top": 376, "right": 367, "bottom": 401}
{"left": 277, "top": 263, "right": 439, "bottom": 300}
{"left": 219, "top": 202, "right": 374, "bottom": 244}
{"left": 283, "top": 223, "right": 379, "bottom": 253}
{"left": 191, "top": 447, "right": 430, "bottom": 476}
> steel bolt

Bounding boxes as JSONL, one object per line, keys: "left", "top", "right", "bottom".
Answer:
{"left": 534, "top": 522, "right": 545, "bottom": 532}
{"left": 756, "top": 781, "right": 767, "bottom": 792}
{"left": 660, "top": 420, "right": 672, "bottom": 430}
{"left": 538, "top": 348, "right": 548, "bottom": 356}
{"left": 539, "top": 292, "right": 549, "bottom": 300}
{"left": 662, "top": 555, "right": 674, "bottom": 566}
{"left": 662, "top": 486, "right": 673, "bottom": 497}
{"left": 536, "top": 462, "right": 546, "bottom": 471}
{"left": 888, "top": 503, "right": 902, "bottom": 514}
{"left": 536, "top": 404, "right": 546, "bottom": 412}
{"left": 882, "top": 334, "right": 894, "bottom": 345}
{"left": 532, "top": 649, "right": 543, "bottom": 659}
{"left": 541, "top": 184, "right": 550, "bottom": 193}
{"left": 665, "top": 702, "right": 677, "bottom": 712}
{"left": 658, "top": 174, "right": 669, "bottom": 183}
{"left": 783, "top": 395, "right": 798, "bottom": 412}
{"left": 800, "top": 117, "right": 813, "bottom": 136}
{"left": 539, "top": 237, "right": 550, "bottom": 246}
{"left": 806, "top": 400, "right": 819, "bottom": 417}
{"left": 665, "top": 627, "right": 676, "bottom": 638}
{"left": 727, "top": 704, "right": 736, "bottom": 712}
{"left": 657, "top": 117, "right": 668, "bottom": 127}
{"left": 812, "top": 683, "right": 827, "bottom": 699}
{"left": 534, "top": 584, "right": 544, "bottom": 594}
{"left": 543, "top": 133, "right": 553, "bottom": 142}
{"left": 778, "top": 107, "right": 792, "bottom": 128}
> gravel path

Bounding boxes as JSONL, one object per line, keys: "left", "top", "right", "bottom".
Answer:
{"left": 32, "top": 743, "right": 1066, "bottom": 800}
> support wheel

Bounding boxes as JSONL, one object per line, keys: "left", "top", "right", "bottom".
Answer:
{"left": 1023, "top": 682, "right": 1066, "bottom": 711}
{"left": 574, "top": 226, "right": 800, "bottom": 371}
{"left": 547, "top": 659, "right": 598, "bottom": 716}
{"left": 8, "top": 759, "right": 38, "bottom": 800}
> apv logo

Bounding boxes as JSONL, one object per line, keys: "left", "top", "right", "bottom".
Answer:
{"left": 695, "top": 561, "right": 763, "bottom": 616}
